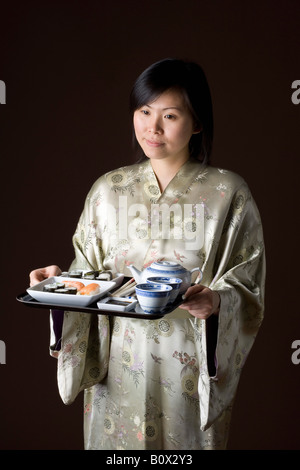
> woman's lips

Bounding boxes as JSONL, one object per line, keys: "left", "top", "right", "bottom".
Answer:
{"left": 145, "top": 139, "right": 164, "bottom": 147}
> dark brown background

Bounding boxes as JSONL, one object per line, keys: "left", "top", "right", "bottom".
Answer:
{"left": 0, "top": 0, "right": 299, "bottom": 450}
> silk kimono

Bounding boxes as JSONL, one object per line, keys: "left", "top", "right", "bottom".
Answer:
{"left": 50, "top": 158, "right": 265, "bottom": 450}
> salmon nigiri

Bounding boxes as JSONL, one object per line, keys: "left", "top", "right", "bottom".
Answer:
{"left": 77, "top": 283, "right": 100, "bottom": 296}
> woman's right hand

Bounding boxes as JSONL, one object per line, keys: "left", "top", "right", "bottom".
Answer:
{"left": 29, "top": 265, "right": 62, "bottom": 286}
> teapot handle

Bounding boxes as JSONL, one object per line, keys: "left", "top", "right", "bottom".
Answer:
{"left": 190, "top": 267, "right": 203, "bottom": 284}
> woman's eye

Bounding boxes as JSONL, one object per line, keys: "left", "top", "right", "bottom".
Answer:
{"left": 141, "top": 109, "right": 149, "bottom": 115}
{"left": 165, "top": 114, "right": 175, "bottom": 120}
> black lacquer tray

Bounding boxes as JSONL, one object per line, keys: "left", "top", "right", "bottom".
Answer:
{"left": 16, "top": 277, "right": 184, "bottom": 320}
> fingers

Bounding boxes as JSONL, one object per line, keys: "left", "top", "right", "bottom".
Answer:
{"left": 46, "top": 265, "right": 62, "bottom": 277}
{"left": 180, "top": 285, "right": 220, "bottom": 319}
{"left": 29, "top": 265, "right": 62, "bottom": 286}
{"left": 181, "top": 283, "right": 205, "bottom": 300}
{"left": 29, "top": 269, "right": 43, "bottom": 286}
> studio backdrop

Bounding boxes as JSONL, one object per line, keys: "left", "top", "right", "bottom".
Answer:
{"left": 0, "top": 0, "right": 299, "bottom": 450}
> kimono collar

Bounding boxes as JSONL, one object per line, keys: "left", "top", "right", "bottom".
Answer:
{"left": 140, "top": 158, "right": 207, "bottom": 204}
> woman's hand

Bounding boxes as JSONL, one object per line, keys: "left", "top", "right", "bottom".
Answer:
{"left": 179, "top": 284, "right": 220, "bottom": 319}
{"left": 29, "top": 265, "right": 62, "bottom": 286}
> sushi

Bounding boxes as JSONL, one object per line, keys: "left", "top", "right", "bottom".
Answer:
{"left": 65, "top": 287, "right": 77, "bottom": 295}
{"left": 54, "top": 288, "right": 70, "bottom": 294}
{"left": 63, "top": 280, "right": 85, "bottom": 291}
{"left": 68, "top": 270, "right": 83, "bottom": 278}
{"left": 43, "top": 283, "right": 59, "bottom": 293}
{"left": 77, "top": 283, "right": 100, "bottom": 296}
{"left": 42, "top": 279, "right": 100, "bottom": 296}
{"left": 82, "top": 270, "right": 100, "bottom": 280}
{"left": 56, "top": 282, "right": 65, "bottom": 289}
{"left": 96, "top": 270, "right": 113, "bottom": 281}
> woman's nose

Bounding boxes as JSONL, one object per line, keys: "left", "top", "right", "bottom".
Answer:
{"left": 148, "top": 117, "right": 162, "bottom": 133}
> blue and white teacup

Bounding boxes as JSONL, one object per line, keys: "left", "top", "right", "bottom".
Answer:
{"left": 135, "top": 283, "right": 172, "bottom": 314}
{"left": 146, "top": 277, "right": 182, "bottom": 304}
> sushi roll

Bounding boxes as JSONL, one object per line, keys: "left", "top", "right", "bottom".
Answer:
{"left": 83, "top": 271, "right": 97, "bottom": 280}
{"left": 56, "top": 282, "right": 65, "bottom": 289}
{"left": 68, "top": 270, "right": 83, "bottom": 278}
{"left": 97, "top": 270, "right": 113, "bottom": 281}
{"left": 66, "top": 287, "right": 77, "bottom": 295}
{"left": 43, "top": 283, "right": 58, "bottom": 293}
{"left": 54, "top": 288, "right": 69, "bottom": 294}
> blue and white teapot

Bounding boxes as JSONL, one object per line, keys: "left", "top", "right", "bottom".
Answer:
{"left": 129, "top": 261, "right": 202, "bottom": 293}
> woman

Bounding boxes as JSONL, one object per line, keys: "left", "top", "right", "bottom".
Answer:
{"left": 30, "top": 58, "right": 265, "bottom": 450}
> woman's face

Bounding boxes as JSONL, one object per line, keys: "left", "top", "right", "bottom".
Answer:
{"left": 133, "top": 89, "right": 199, "bottom": 165}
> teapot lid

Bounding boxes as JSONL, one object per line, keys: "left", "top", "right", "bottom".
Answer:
{"left": 149, "top": 261, "right": 187, "bottom": 274}
{"left": 154, "top": 261, "right": 180, "bottom": 268}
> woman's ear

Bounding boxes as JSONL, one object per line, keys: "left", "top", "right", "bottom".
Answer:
{"left": 193, "top": 124, "right": 202, "bottom": 135}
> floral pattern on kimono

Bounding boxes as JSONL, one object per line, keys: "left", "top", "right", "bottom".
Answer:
{"left": 50, "top": 158, "right": 265, "bottom": 450}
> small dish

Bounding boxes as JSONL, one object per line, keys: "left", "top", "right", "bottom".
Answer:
{"left": 135, "top": 283, "right": 172, "bottom": 314}
{"left": 146, "top": 276, "right": 182, "bottom": 304}
{"left": 97, "top": 296, "right": 137, "bottom": 312}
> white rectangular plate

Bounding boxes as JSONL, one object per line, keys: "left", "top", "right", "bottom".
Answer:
{"left": 27, "top": 276, "right": 116, "bottom": 307}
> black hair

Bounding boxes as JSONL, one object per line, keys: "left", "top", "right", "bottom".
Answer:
{"left": 129, "top": 58, "right": 214, "bottom": 165}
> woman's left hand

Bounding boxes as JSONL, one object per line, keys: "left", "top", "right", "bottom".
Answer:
{"left": 179, "top": 284, "right": 220, "bottom": 319}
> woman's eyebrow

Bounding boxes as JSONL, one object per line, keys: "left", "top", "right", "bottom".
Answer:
{"left": 146, "top": 104, "right": 183, "bottom": 111}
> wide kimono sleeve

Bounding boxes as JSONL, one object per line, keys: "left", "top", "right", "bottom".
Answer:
{"left": 49, "top": 179, "right": 111, "bottom": 405}
{"left": 198, "top": 180, "right": 266, "bottom": 431}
